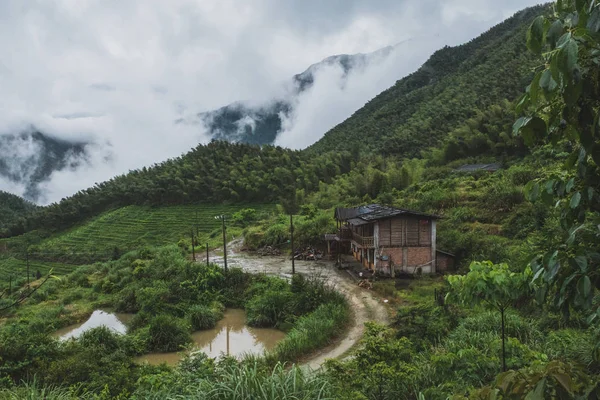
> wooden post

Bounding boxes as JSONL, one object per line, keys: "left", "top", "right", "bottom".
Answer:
{"left": 222, "top": 216, "right": 228, "bottom": 272}
{"left": 290, "top": 214, "right": 295, "bottom": 274}
{"left": 191, "top": 229, "right": 196, "bottom": 261}
{"left": 206, "top": 242, "right": 209, "bottom": 266}
{"left": 26, "top": 247, "right": 30, "bottom": 288}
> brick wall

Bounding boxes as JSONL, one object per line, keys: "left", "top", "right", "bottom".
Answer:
{"left": 436, "top": 252, "right": 455, "bottom": 271}
{"left": 379, "top": 246, "right": 434, "bottom": 275}
{"left": 407, "top": 247, "right": 432, "bottom": 266}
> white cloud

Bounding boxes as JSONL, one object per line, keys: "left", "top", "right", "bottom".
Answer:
{"left": 0, "top": 0, "right": 543, "bottom": 204}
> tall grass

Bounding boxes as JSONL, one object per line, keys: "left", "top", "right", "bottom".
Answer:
{"left": 268, "top": 302, "right": 350, "bottom": 363}
{"left": 132, "top": 362, "right": 336, "bottom": 400}
{"left": 0, "top": 380, "right": 88, "bottom": 400}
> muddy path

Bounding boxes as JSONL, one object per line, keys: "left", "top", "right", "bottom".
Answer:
{"left": 206, "top": 239, "right": 390, "bottom": 370}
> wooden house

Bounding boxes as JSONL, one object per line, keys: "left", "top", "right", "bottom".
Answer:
{"left": 329, "top": 204, "right": 452, "bottom": 276}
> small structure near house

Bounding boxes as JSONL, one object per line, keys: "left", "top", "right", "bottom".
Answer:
{"left": 326, "top": 204, "right": 454, "bottom": 276}
{"left": 454, "top": 163, "right": 501, "bottom": 173}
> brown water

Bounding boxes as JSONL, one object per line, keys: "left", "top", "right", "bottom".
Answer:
{"left": 54, "top": 310, "right": 134, "bottom": 340}
{"left": 136, "top": 309, "right": 285, "bottom": 366}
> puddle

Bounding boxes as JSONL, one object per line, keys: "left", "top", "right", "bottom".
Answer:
{"left": 54, "top": 310, "right": 133, "bottom": 340}
{"left": 136, "top": 309, "right": 285, "bottom": 366}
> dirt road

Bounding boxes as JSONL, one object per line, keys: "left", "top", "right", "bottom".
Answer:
{"left": 207, "top": 240, "right": 390, "bottom": 369}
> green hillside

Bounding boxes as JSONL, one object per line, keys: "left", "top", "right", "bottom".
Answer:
{"left": 309, "top": 6, "right": 545, "bottom": 157}
{"left": 0, "top": 191, "right": 37, "bottom": 233}
{"left": 18, "top": 204, "right": 274, "bottom": 263}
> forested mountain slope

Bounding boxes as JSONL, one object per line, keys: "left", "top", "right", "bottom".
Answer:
{"left": 0, "top": 191, "right": 37, "bottom": 231}
{"left": 1, "top": 142, "right": 352, "bottom": 237}
{"left": 309, "top": 5, "right": 545, "bottom": 156}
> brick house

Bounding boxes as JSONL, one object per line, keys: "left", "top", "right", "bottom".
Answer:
{"left": 329, "top": 204, "right": 453, "bottom": 276}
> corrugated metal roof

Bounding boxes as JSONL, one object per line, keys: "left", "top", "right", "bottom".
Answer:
{"left": 335, "top": 204, "right": 440, "bottom": 224}
{"left": 455, "top": 163, "right": 501, "bottom": 172}
{"left": 334, "top": 207, "right": 360, "bottom": 221}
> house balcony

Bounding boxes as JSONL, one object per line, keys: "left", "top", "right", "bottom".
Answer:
{"left": 352, "top": 232, "right": 375, "bottom": 248}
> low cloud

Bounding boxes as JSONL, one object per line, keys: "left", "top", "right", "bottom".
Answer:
{"left": 0, "top": 0, "right": 542, "bottom": 204}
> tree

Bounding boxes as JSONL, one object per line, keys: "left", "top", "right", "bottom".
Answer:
{"left": 447, "top": 261, "right": 532, "bottom": 371}
{"left": 514, "top": 0, "right": 600, "bottom": 320}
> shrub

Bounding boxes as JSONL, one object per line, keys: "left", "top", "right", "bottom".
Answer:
{"left": 246, "top": 289, "right": 294, "bottom": 328}
{"left": 544, "top": 329, "right": 598, "bottom": 371}
{"left": 145, "top": 315, "right": 190, "bottom": 352}
{"left": 187, "top": 304, "right": 223, "bottom": 331}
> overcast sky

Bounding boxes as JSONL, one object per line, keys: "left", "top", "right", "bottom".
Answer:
{"left": 0, "top": 0, "right": 542, "bottom": 204}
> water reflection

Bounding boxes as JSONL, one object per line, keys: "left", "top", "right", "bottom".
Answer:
{"left": 136, "top": 309, "right": 285, "bottom": 366}
{"left": 54, "top": 310, "right": 133, "bottom": 340}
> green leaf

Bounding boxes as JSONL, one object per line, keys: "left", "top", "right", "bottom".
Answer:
{"left": 519, "top": 117, "right": 547, "bottom": 146}
{"left": 513, "top": 117, "right": 530, "bottom": 136}
{"left": 588, "top": 7, "right": 600, "bottom": 32}
{"left": 527, "top": 16, "right": 546, "bottom": 54}
{"left": 528, "top": 71, "right": 542, "bottom": 103}
{"left": 570, "top": 192, "right": 581, "bottom": 208}
{"left": 525, "top": 377, "right": 546, "bottom": 400}
{"left": 566, "top": 177, "right": 575, "bottom": 193}
{"left": 539, "top": 69, "right": 558, "bottom": 94}
{"left": 547, "top": 20, "right": 564, "bottom": 48}
{"left": 557, "top": 32, "right": 572, "bottom": 48}
{"left": 577, "top": 276, "right": 591, "bottom": 298}
{"left": 564, "top": 79, "right": 583, "bottom": 106}
{"left": 574, "top": 255, "right": 588, "bottom": 272}
{"left": 558, "top": 38, "right": 579, "bottom": 77}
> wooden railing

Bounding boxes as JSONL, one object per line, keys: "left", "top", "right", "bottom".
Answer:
{"left": 352, "top": 232, "right": 375, "bottom": 248}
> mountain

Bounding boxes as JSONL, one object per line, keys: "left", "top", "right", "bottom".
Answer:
{"left": 185, "top": 45, "right": 397, "bottom": 145}
{"left": 0, "top": 130, "right": 90, "bottom": 201}
{"left": 2, "top": 5, "right": 544, "bottom": 237}
{"left": 309, "top": 6, "right": 544, "bottom": 157}
{"left": 0, "top": 190, "right": 37, "bottom": 233}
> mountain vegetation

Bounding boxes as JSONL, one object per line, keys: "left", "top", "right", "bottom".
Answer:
{"left": 1, "top": 1, "right": 599, "bottom": 398}
{"left": 0, "top": 191, "right": 37, "bottom": 231}
{"left": 309, "top": 6, "right": 544, "bottom": 158}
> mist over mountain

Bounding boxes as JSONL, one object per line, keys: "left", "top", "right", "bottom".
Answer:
{"left": 180, "top": 44, "right": 401, "bottom": 145}
{"left": 0, "top": 130, "right": 91, "bottom": 201}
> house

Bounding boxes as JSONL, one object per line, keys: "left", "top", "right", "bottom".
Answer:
{"left": 328, "top": 204, "right": 453, "bottom": 276}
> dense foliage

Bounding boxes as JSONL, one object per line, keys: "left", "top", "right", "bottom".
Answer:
{"left": 0, "top": 191, "right": 36, "bottom": 232}
{"left": 0, "top": 245, "right": 348, "bottom": 397}
{"left": 2, "top": 142, "right": 352, "bottom": 237}
{"left": 308, "top": 6, "right": 544, "bottom": 157}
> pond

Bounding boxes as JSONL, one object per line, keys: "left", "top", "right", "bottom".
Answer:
{"left": 136, "top": 309, "right": 286, "bottom": 366}
{"left": 54, "top": 310, "right": 134, "bottom": 340}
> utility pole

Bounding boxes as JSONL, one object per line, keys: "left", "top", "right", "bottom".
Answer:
{"left": 26, "top": 247, "right": 30, "bottom": 288}
{"left": 221, "top": 216, "right": 228, "bottom": 272}
{"left": 290, "top": 214, "right": 295, "bottom": 274}
{"left": 206, "top": 242, "right": 209, "bottom": 266}
{"left": 191, "top": 229, "right": 196, "bottom": 261}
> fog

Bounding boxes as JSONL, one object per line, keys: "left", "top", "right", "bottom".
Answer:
{"left": 0, "top": 0, "right": 542, "bottom": 204}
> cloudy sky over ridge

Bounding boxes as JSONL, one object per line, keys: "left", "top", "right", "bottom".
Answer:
{"left": 0, "top": 0, "right": 541, "bottom": 203}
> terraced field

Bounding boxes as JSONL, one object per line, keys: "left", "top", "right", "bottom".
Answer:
{"left": 0, "top": 257, "right": 72, "bottom": 286}
{"left": 30, "top": 204, "right": 275, "bottom": 261}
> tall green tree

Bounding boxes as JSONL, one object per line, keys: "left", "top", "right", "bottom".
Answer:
{"left": 515, "top": 0, "right": 600, "bottom": 319}
{"left": 447, "top": 261, "right": 532, "bottom": 371}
